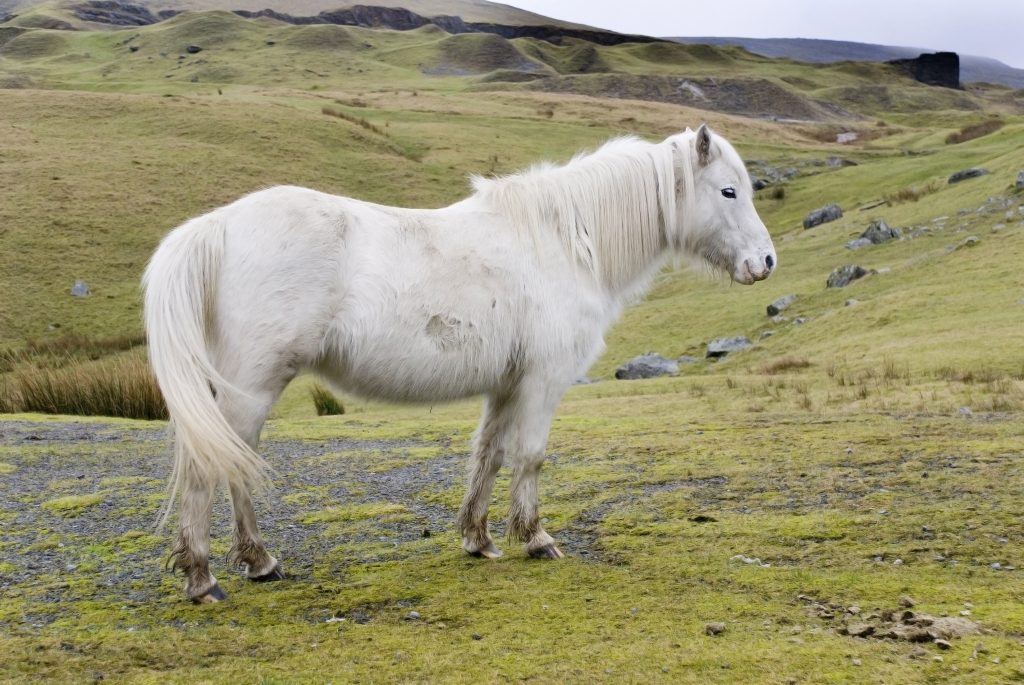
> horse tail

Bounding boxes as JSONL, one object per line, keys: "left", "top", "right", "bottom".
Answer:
{"left": 143, "top": 213, "right": 271, "bottom": 528}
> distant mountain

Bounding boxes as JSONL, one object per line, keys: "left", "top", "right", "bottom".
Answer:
{"left": 670, "top": 37, "right": 1024, "bottom": 89}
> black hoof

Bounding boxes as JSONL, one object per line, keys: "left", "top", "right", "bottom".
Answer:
{"left": 467, "top": 542, "right": 503, "bottom": 559}
{"left": 250, "top": 563, "right": 285, "bottom": 582}
{"left": 191, "top": 583, "right": 228, "bottom": 604}
{"left": 528, "top": 544, "right": 565, "bottom": 560}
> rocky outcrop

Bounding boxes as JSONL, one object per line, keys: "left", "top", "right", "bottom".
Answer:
{"left": 803, "top": 204, "right": 843, "bottom": 229}
{"left": 766, "top": 294, "right": 797, "bottom": 316}
{"left": 706, "top": 337, "right": 752, "bottom": 358}
{"left": 826, "top": 265, "right": 868, "bottom": 288}
{"left": 948, "top": 168, "right": 989, "bottom": 184}
{"left": 849, "top": 219, "right": 901, "bottom": 249}
{"left": 887, "top": 52, "right": 960, "bottom": 89}
{"left": 72, "top": 1, "right": 159, "bottom": 25}
{"left": 231, "top": 5, "right": 659, "bottom": 46}
{"left": 615, "top": 354, "right": 678, "bottom": 380}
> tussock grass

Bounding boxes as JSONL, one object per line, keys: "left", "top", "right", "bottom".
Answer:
{"left": 310, "top": 382, "right": 345, "bottom": 416}
{"left": 1, "top": 350, "right": 166, "bottom": 420}
{"left": 760, "top": 356, "right": 811, "bottom": 374}
{"left": 883, "top": 179, "right": 941, "bottom": 204}
{"left": 945, "top": 118, "right": 1004, "bottom": 144}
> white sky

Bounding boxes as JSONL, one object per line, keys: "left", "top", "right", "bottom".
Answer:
{"left": 504, "top": 0, "right": 1024, "bottom": 68}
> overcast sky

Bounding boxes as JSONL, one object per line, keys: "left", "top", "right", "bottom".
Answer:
{"left": 505, "top": 0, "right": 1024, "bottom": 68}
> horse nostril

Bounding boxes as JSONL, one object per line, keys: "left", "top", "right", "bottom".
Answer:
{"left": 765, "top": 254, "right": 775, "bottom": 271}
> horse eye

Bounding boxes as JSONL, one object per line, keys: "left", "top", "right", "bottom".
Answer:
{"left": 721, "top": 187, "right": 737, "bottom": 199}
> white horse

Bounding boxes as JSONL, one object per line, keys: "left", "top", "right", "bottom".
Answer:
{"left": 143, "top": 124, "right": 775, "bottom": 603}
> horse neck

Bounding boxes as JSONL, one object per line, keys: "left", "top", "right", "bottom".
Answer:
{"left": 478, "top": 139, "right": 678, "bottom": 300}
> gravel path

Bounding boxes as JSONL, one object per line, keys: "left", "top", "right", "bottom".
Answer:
{"left": 0, "top": 419, "right": 468, "bottom": 625}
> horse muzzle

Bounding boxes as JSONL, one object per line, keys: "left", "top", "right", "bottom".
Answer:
{"left": 733, "top": 253, "right": 776, "bottom": 285}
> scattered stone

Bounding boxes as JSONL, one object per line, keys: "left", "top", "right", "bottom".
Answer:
{"left": 615, "top": 353, "right": 678, "bottom": 380}
{"left": 851, "top": 657, "right": 863, "bottom": 666}
{"left": 706, "top": 336, "right": 753, "bottom": 358}
{"left": 186, "top": 45, "right": 202, "bottom": 54}
{"left": 759, "top": 330, "right": 774, "bottom": 339}
{"left": 421, "top": 528, "right": 431, "bottom": 538}
{"left": 471, "top": 633, "right": 483, "bottom": 640}
{"left": 948, "top": 168, "right": 988, "bottom": 184}
{"left": 704, "top": 622, "right": 726, "bottom": 636}
{"left": 1017, "top": 171, "right": 1024, "bottom": 189}
{"left": 771, "top": 315, "right": 788, "bottom": 324}
{"left": 860, "top": 219, "right": 902, "bottom": 245}
{"left": 826, "top": 265, "right": 868, "bottom": 288}
{"left": 846, "top": 237, "right": 873, "bottom": 250}
{"left": 730, "top": 554, "right": 770, "bottom": 568}
{"left": 766, "top": 294, "right": 797, "bottom": 316}
{"left": 406, "top": 611, "right": 420, "bottom": 620}
{"left": 836, "top": 132, "right": 858, "bottom": 144}
{"left": 677, "top": 355, "right": 699, "bottom": 364}
{"left": 900, "top": 596, "right": 916, "bottom": 608}
{"left": 803, "top": 203, "right": 843, "bottom": 229}
{"left": 959, "top": 406, "right": 973, "bottom": 417}
{"left": 71, "top": 280, "right": 91, "bottom": 297}
{"left": 935, "top": 639, "right": 952, "bottom": 650}
{"left": 845, "top": 298, "right": 859, "bottom": 307}
{"left": 793, "top": 317, "right": 807, "bottom": 325}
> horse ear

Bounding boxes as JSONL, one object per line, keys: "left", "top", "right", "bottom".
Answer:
{"left": 696, "top": 124, "right": 712, "bottom": 167}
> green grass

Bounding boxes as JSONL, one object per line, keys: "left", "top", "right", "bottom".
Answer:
{"left": 2, "top": 9, "right": 1024, "bottom": 682}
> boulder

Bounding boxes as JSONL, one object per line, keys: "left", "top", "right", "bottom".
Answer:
{"left": 70, "top": 280, "right": 90, "bottom": 297}
{"left": 826, "top": 265, "right": 868, "bottom": 288}
{"left": 887, "top": 52, "right": 960, "bottom": 89}
{"left": 803, "top": 204, "right": 843, "bottom": 229}
{"left": 706, "top": 336, "right": 752, "bottom": 359}
{"left": 615, "top": 353, "right": 678, "bottom": 380}
{"left": 186, "top": 45, "right": 202, "bottom": 54}
{"left": 948, "top": 168, "right": 988, "bottom": 184}
{"left": 846, "top": 238, "right": 872, "bottom": 250}
{"left": 766, "top": 294, "right": 797, "bottom": 316}
{"left": 860, "top": 219, "right": 902, "bottom": 244}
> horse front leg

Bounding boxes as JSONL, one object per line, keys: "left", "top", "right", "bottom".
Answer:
{"left": 458, "top": 396, "right": 507, "bottom": 558}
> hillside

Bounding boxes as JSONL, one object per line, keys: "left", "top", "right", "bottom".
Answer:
{"left": 672, "top": 36, "right": 1024, "bottom": 88}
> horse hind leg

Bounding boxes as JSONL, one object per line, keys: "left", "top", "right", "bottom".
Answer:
{"left": 169, "top": 469, "right": 223, "bottom": 603}
{"left": 218, "top": 380, "right": 289, "bottom": 584}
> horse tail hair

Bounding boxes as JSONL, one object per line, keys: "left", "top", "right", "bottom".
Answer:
{"left": 143, "top": 213, "right": 271, "bottom": 528}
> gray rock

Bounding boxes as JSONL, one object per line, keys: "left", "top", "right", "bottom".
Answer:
{"left": 846, "top": 238, "right": 873, "bottom": 250}
{"left": 706, "top": 336, "right": 752, "bottom": 358}
{"left": 948, "top": 168, "right": 989, "bottom": 184}
{"left": 71, "top": 280, "right": 90, "bottom": 297}
{"left": 803, "top": 203, "right": 843, "bottom": 229}
{"left": 826, "top": 265, "right": 868, "bottom": 288}
{"left": 704, "top": 622, "right": 726, "bottom": 636}
{"left": 615, "top": 354, "right": 678, "bottom": 380}
{"left": 1017, "top": 171, "right": 1024, "bottom": 189}
{"left": 845, "top": 298, "right": 860, "bottom": 307}
{"left": 766, "top": 294, "right": 797, "bottom": 316}
{"left": 677, "top": 355, "right": 699, "bottom": 364}
{"left": 860, "top": 219, "right": 902, "bottom": 244}
{"left": 186, "top": 45, "right": 202, "bottom": 54}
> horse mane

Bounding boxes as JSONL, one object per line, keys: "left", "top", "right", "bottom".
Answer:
{"left": 471, "top": 135, "right": 691, "bottom": 293}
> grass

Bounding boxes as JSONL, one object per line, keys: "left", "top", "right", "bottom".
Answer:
{"left": 309, "top": 382, "right": 345, "bottom": 416}
{"left": 1, "top": 8, "right": 1024, "bottom": 683}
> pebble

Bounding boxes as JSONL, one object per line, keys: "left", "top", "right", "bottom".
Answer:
{"left": 900, "top": 596, "right": 916, "bottom": 608}
{"left": 406, "top": 611, "right": 420, "bottom": 620}
{"left": 935, "top": 639, "right": 952, "bottom": 650}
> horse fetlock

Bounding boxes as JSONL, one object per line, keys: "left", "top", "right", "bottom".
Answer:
{"left": 525, "top": 531, "right": 563, "bottom": 560}
{"left": 185, "top": 572, "right": 222, "bottom": 602}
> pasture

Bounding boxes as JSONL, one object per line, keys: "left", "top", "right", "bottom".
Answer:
{"left": 2, "top": 7, "right": 1024, "bottom": 683}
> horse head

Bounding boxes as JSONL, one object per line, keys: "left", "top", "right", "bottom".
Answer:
{"left": 672, "top": 125, "right": 776, "bottom": 285}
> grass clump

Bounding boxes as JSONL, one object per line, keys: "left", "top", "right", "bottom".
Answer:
{"left": 760, "top": 356, "right": 811, "bottom": 374}
{"left": 310, "top": 382, "right": 345, "bottom": 416}
{"left": 945, "top": 118, "right": 1004, "bottom": 144}
{"left": 883, "top": 180, "right": 941, "bottom": 204}
{"left": 41, "top": 493, "right": 105, "bottom": 517}
{"left": 2, "top": 351, "right": 166, "bottom": 420}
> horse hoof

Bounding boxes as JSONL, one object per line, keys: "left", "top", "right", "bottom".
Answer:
{"left": 191, "top": 583, "right": 228, "bottom": 604}
{"left": 468, "top": 543, "right": 503, "bottom": 559}
{"left": 528, "top": 544, "right": 564, "bottom": 560}
{"left": 250, "top": 563, "right": 285, "bottom": 582}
